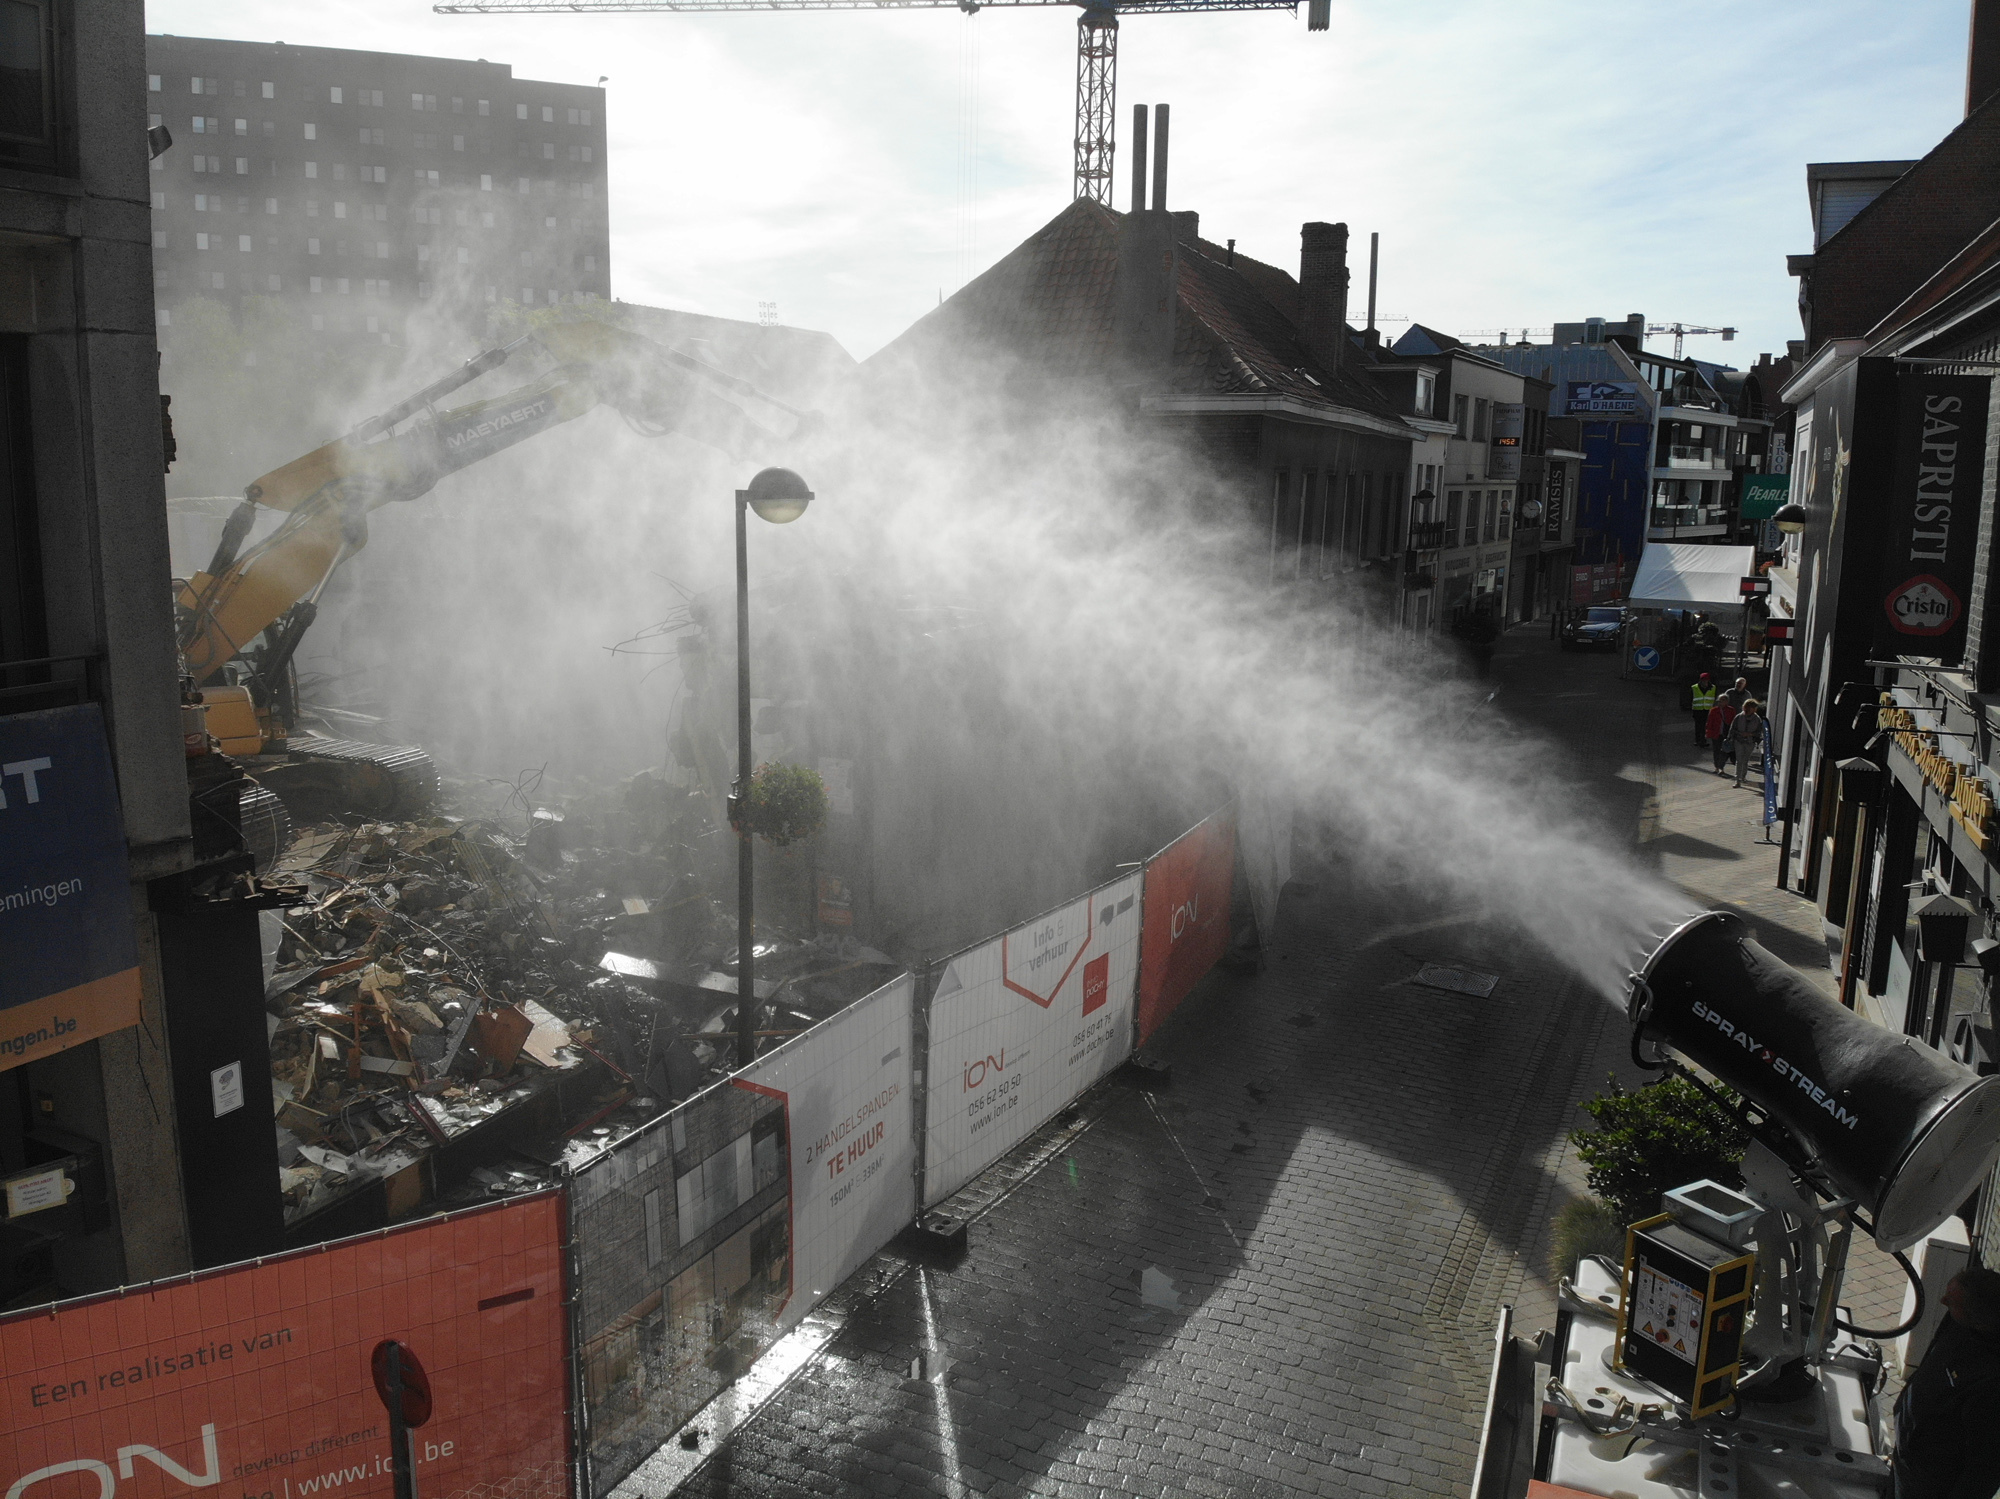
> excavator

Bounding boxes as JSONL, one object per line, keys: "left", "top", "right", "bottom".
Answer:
{"left": 175, "top": 318, "right": 813, "bottom": 823}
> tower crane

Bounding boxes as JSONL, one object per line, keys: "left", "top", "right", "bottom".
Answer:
{"left": 1647, "top": 321, "right": 1736, "bottom": 359}
{"left": 432, "top": 0, "right": 1330, "bottom": 205}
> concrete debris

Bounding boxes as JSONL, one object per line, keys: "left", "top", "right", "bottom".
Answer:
{"left": 261, "top": 772, "right": 907, "bottom": 1230}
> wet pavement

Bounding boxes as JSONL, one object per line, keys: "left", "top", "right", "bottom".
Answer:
{"left": 639, "top": 623, "right": 1910, "bottom": 1498}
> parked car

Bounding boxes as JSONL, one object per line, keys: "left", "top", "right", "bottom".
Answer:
{"left": 1561, "top": 605, "right": 1626, "bottom": 652}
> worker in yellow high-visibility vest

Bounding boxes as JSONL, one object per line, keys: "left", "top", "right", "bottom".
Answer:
{"left": 1689, "top": 673, "right": 1718, "bottom": 749}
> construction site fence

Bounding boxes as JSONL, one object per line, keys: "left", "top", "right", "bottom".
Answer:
{"left": 0, "top": 1191, "right": 572, "bottom": 1499}
{"left": 561, "top": 803, "right": 1239, "bottom": 1497}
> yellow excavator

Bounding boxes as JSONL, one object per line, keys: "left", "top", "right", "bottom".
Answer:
{"left": 177, "top": 318, "right": 812, "bottom": 820}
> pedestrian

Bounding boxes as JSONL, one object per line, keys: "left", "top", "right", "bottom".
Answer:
{"left": 1707, "top": 693, "right": 1737, "bottom": 774}
{"left": 1725, "top": 676, "right": 1751, "bottom": 712}
{"left": 1689, "top": 673, "right": 1718, "bottom": 749}
{"left": 1731, "top": 699, "right": 1764, "bottom": 787}
{"left": 1892, "top": 1267, "right": 2000, "bottom": 1499}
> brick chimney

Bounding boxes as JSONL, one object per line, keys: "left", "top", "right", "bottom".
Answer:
{"left": 1298, "top": 221, "right": 1350, "bottom": 374}
{"left": 1973, "top": 0, "right": 2000, "bottom": 114}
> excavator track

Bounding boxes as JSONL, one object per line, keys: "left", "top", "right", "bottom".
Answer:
{"left": 253, "top": 737, "right": 439, "bottom": 822}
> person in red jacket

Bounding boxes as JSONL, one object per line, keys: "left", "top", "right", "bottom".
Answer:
{"left": 1706, "top": 694, "right": 1737, "bottom": 774}
{"left": 1894, "top": 1268, "right": 2000, "bottom": 1499}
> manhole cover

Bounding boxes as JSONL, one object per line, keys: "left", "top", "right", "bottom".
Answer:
{"left": 1412, "top": 963, "right": 1500, "bottom": 998}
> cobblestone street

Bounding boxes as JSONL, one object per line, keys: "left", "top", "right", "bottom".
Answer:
{"left": 637, "top": 625, "right": 1911, "bottom": 1498}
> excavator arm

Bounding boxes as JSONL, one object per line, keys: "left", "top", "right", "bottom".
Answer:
{"left": 176, "top": 320, "right": 806, "bottom": 686}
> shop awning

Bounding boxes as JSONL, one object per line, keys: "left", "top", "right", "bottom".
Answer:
{"left": 1627, "top": 542, "right": 1758, "bottom": 611}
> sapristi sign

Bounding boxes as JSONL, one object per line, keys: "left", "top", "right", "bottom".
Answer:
{"left": 1, "top": 1193, "right": 570, "bottom": 1499}
{"left": 1875, "top": 372, "right": 1989, "bottom": 665}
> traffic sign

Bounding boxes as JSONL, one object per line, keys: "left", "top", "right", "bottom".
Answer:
{"left": 1633, "top": 646, "right": 1661, "bottom": 672}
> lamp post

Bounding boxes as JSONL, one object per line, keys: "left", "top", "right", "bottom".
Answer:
{"left": 733, "top": 467, "right": 814, "bottom": 1069}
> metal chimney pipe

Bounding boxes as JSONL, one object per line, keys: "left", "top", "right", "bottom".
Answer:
{"left": 1150, "top": 102, "right": 1169, "bottom": 214}
{"left": 1130, "top": 104, "right": 1149, "bottom": 213}
{"left": 1366, "top": 231, "right": 1379, "bottom": 334}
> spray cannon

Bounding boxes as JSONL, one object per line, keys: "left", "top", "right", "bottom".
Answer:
{"left": 1483, "top": 912, "right": 2000, "bottom": 1499}
{"left": 1633, "top": 911, "right": 2000, "bottom": 1256}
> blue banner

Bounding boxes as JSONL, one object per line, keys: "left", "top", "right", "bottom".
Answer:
{"left": 0, "top": 704, "right": 142, "bottom": 1069}
{"left": 1761, "top": 723, "right": 1778, "bottom": 827}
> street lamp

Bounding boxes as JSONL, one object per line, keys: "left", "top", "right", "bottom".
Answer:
{"left": 1773, "top": 502, "right": 1808, "bottom": 534}
{"left": 733, "top": 467, "right": 814, "bottom": 1068}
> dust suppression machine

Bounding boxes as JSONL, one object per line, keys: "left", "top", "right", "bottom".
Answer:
{"left": 1474, "top": 911, "right": 2000, "bottom": 1499}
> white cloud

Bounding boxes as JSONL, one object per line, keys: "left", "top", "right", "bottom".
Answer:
{"left": 147, "top": 0, "right": 1969, "bottom": 362}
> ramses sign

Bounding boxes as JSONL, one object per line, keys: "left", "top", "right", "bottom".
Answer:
{"left": 1877, "top": 372, "right": 1989, "bottom": 665}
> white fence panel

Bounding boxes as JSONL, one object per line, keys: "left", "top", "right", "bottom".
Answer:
{"left": 921, "top": 872, "right": 1142, "bottom": 1207}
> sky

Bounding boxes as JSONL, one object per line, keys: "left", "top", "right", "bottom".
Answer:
{"left": 143, "top": 0, "right": 1974, "bottom": 363}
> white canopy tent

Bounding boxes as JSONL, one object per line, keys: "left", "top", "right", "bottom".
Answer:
{"left": 1626, "top": 542, "right": 1757, "bottom": 612}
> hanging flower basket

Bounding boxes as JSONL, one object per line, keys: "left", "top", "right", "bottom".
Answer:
{"left": 731, "top": 762, "right": 828, "bottom": 847}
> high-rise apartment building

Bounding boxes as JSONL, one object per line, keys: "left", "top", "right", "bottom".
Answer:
{"left": 144, "top": 36, "right": 609, "bottom": 356}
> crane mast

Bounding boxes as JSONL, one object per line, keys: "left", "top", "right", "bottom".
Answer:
{"left": 433, "top": 0, "right": 1329, "bottom": 204}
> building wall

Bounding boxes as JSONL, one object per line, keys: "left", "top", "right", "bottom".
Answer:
{"left": 1, "top": 0, "right": 194, "bottom": 1296}
{"left": 144, "top": 36, "right": 608, "bottom": 357}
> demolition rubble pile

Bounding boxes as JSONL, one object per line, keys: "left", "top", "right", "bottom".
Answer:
{"left": 265, "top": 771, "right": 900, "bottom": 1225}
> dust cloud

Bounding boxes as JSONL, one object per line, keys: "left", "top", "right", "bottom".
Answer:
{"left": 163, "top": 290, "right": 1694, "bottom": 998}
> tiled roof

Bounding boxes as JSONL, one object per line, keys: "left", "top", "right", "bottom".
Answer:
{"left": 870, "top": 199, "right": 1409, "bottom": 426}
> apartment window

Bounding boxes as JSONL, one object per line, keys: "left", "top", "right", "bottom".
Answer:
{"left": 417, "top": 245, "right": 430, "bottom": 262}
{"left": 303, "top": 123, "right": 316, "bottom": 140}
{"left": 330, "top": 87, "right": 343, "bottom": 104}
{"left": 359, "top": 127, "right": 383, "bottom": 145}
{"left": 541, "top": 105, "right": 554, "bottom": 122}
{"left": 1446, "top": 489, "right": 1462, "bottom": 541}
{"left": 261, "top": 81, "right": 274, "bottom": 98}
{"left": 1482, "top": 490, "right": 1499, "bottom": 542}
{"left": 516, "top": 103, "right": 528, "bottom": 120}
{"left": 306, "top": 199, "right": 318, "bottom": 216}
{"left": 517, "top": 177, "right": 530, "bottom": 193}
{"left": 412, "top": 93, "right": 437, "bottom": 111}
{"left": 150, "top": 229, "right": 165, "bottom": 249}
{"left": 366, "top": 165, "right": 386, "bottom": 183}
{"left": 194, "top": 232, "right": 209, "bottom": 249}
{"left": 478, "top": 99, "right": 490, "bottom": 116}
{"left": 304, "top": 162, "right": 317, "bottom": 179}
{"left": 307, "top": 238, "right": 320, "bottom": 255}
{"left": 479, "top": 174, "right": 492, "bottom": 191}
{"left": 235, "top": 158, "right": 247, "bottom": 174}
{"left": 148, "top": 74, "right": 160, "bottom": 91}
{"left": 570, "top": 144, "right": 592, "bottom": 163}
{"left": 1472, "top": 398, "right": 1489, "bottom": 443}
{"left": 414, "top": 169, "right": 438, "bottom": 185}
{"left": 233, "top": 118, "right": 246, "bottom": 135}
{"left": 566, "top": 107, "right": 579, "bottom": 124}
{"left": 333, "top": 202, "right": 346, "bottom": 219}
{"left": 151, "top": 191, "right": 165, "bottom": 209}
{"left": 191, "top": 115, "right": 213, "bottom": 134}
{"left": 453, "top": 135, "right": 464, "bottom": 151}
{"left": 237, "top": 234, "right": 251, "bottom": 250}
{"left": 451, "top": 97, "right": 464, "bottom": 114}
{"left": 1414, "top": 372, "right": 1434, "bottom": 416}
{"left": 522, "top": 287, "right": 534, "bottom": 303}
{"left": 541, "top": 142, "right": 555, "bottom": 160}
{"left": 1453, "top": 394, "right": 1469, "bottom": 440}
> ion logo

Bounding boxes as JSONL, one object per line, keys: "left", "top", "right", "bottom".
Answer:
{"left": 1170, "top": 896, "right": 1200, "bottom": 940}
{"left": 1885, "top": 574, "right": 1961, "bottom": 636}
{"left": 963, "top": 1051, "right": 1008, "bottom": 1090}
{"left": 6, "top": 1424, "right": 219, "bottom": 1499}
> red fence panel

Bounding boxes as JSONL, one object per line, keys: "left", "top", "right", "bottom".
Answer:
{"left": 2, "top": 1192, "right": 569, "bottom": 1499}
{"left": 1135, "top": 813, "right": 1236, "bottom": 1044}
